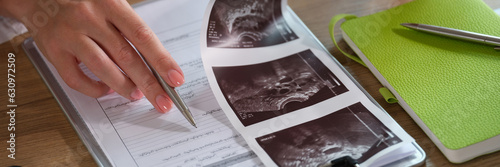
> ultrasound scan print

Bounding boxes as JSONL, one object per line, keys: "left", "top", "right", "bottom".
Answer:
{"left": 207, "top": 0, "right": 298, "bottom": 48}
{"left": 256, "top": 103, "right": 402, "bottom": 167}
{"left": 213, "top": 50, "right": 348, "bottom": 126}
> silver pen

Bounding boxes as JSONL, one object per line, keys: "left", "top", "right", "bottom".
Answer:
{"left": 401, "top": 23, "right": 500, "bottom": 50}
{"left": 138, "top": 51, "right": 197, "bottom": 128}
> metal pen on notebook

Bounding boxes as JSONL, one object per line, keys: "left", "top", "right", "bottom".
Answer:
{"left": 138, "top": 52, "right": 197, "bottom": 128}
{"left": 401, "top": 23, "right": 500, "bottom": 50}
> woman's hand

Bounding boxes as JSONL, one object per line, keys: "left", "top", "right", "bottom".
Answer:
{"left": 2, "top": 0, "right": 184, "bottom": 113}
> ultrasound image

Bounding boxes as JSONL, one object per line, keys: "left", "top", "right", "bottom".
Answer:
{"left": 207, "top": 0, "right": 298, "bottom": 48}
{"left": 256, "top": 103, "right": 402, "bottom": 167}
{"left": 213, "top": 50, "right": 348, "bottom": 126}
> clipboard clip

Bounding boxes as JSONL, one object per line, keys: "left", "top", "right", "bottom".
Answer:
{"left": 321, "top": 156, "right": 360, "bottom": 167}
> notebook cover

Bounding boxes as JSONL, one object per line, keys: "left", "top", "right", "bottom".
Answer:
{"left": 341, "top": 0, "right": 500, "bottom": 150}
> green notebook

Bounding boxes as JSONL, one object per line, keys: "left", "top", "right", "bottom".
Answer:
{"left": 330, "top": 0, "right": 500, "bottom": 163}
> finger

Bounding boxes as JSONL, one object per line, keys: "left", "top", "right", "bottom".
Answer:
{"left": 90, "top": 22, "right": 173, "bottom": 113}
{"left": 105, "top": 1, "right": 185, "bottom": 87}
{"left": 71, "top": 35, "right": 142, "bottom": 100}
{"left": 35, "top": 37, "right": 111, "bottom": 97}
{"left": 49, "top": 50, "right": 111, "bottom": 98}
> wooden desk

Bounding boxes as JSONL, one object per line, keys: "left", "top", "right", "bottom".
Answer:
{"left": 1, "top": 0, "right": 499, "bottom": 166}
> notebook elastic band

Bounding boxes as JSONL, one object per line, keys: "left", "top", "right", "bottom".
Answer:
{"left": 329, "top": 14, "right": 399, "bottom": 104}
{"left": 328, "top": 14, "right": 366, "bottom": 67}
{"left": 379, "top": 87, "right": 398, "bottom": 103}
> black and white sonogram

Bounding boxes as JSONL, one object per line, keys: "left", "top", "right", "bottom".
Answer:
{"left": 207, "top": 0, "right": 298, "bottom": 48}
{"left": 213, "top": 50, "right": 348, "bottom": 126}
{"left": 256, "top": 103, "right": 402, "bottom": 167}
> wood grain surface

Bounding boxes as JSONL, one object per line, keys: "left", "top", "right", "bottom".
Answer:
{"left": 1, "top": 0, "right": 499, "bottom": 166}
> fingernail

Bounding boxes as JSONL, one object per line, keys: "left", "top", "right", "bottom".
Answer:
{"left": 167, "top": 70, "right": 185, "bottom": 87}
{"left": 130, "top": 89, "right": 143, "bottom": 100}
{"left": 156, "top": 95, "right": 172, "bottom": 113}
{"left": 106, "top": 88, "right": 115, "bottom": 95}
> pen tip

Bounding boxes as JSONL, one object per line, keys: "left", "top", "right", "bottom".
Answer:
{"left": 401, "top": 23, "right": 418, "bottom": 26}
{"left": 191, "top": 122, "right": 197, "bottom": 128}
{"left": 188, "top": 120, "right": 197, "bottom": 128}
{"left": 188, "top": 117, "right": 197, "bottom": 128}
{"left": 401, "top": 23, "right": 419, "bottom": 29}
